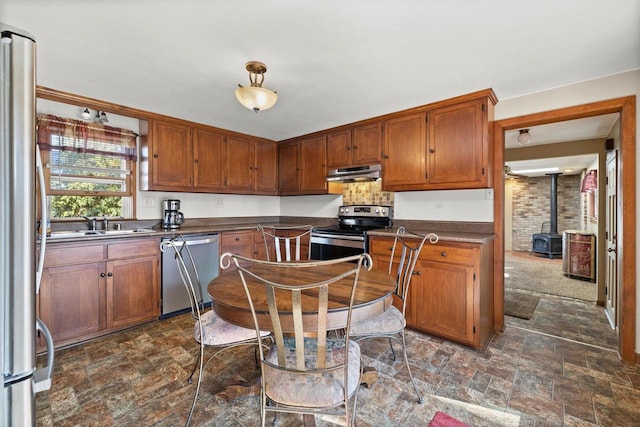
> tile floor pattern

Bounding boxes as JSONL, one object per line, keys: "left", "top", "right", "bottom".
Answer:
{"left": 35, "top": 307, "right": 640, "bottom": 427}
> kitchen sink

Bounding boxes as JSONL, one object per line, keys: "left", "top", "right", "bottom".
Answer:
{"left": 48, "top": 228, "right": 155, "bottom": 239}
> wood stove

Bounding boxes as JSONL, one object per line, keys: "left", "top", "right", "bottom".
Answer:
{"left": 531, "top": 173, "right": 563, "bottom": 259}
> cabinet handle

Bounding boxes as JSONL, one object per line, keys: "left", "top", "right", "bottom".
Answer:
{"left": 429, "top": 149, "right": 435, "bottom": 153}
{"left": 100, "top": 273, "right": 105, "bottom": 278}
{"left": 194, "top": 159, "right": 199, "bottom": 164}
{"left": 352, "top": 145, "right": 357, "bottom": 150}
{"left": 440, "top": 251, "right": 447, "bottom": 257}
{"left": 412, "top": 271, "right": 421, "bottom": 275}
{"left": 107, "top": 272, "right": 113, "bottom": 277}
{"left": 346, "top": 146, "right": 351, "bottom": 151}
{"left": 153, "top": 154, "right": 159, "bottom": 159}
{"left": 235, "top": 237, "right": 240, "bottom": 241}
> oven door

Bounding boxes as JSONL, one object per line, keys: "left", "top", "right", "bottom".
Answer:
{"left": 310, "top": 232, "right": 366, "bottom": 261}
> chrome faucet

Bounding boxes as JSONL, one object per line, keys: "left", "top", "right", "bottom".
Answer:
{"left": 82, "top": 216, "right": 97, "bottom": 231}
{"left": 103, "top": 217, "right": 109, "bottom": 231}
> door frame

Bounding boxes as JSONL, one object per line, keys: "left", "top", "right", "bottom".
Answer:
{"left": 492, "top": 96, "right": 636, "bottom": 362}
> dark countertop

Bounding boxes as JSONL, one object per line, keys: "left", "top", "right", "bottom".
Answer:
{"left": 367, "top": 229, "right": 495, "bottom": 244}
{"left": 45, "top": 219, "right": 494, "bottom": 245}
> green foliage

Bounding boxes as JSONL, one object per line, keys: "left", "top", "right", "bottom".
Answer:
{"left": 50, "top": 182, "right": 122, "bottom": 218}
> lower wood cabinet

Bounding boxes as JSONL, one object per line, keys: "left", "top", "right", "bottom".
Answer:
{"left": 369, "top": 235, "right": 494, "bottom": 349}
{"left": 38, "top": 238, "right": 160, "bottom": 350}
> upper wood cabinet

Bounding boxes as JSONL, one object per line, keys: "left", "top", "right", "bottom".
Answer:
{"left": 278, "top": 135, "right": 342, "bottom": 195}
{"left": 382, "top": 93, "right": 495, "bottom": 191}
{"left": 382, "top": 112, "right": 427, "bottom": 187}
{"left": 141, "top": 119, "right": 277, "bottom": 195}
{"left": 326, "top": 122, "right": 382, "bottom": 169}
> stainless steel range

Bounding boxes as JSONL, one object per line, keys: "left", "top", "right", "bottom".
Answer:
{"left": 310, "top": 205, "right": 393, "bottom": 260}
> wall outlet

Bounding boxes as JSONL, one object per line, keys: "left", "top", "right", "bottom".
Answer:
{"left": 485, "top": 189, "right": 494, "bottom": 200}
{"left": 216, "top": 198, "right": 224, "bottom": 207}
{"left": 143, "top": 197, "right": 154, "bottom": 208}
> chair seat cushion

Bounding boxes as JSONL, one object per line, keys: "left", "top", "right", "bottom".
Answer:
{"left": 194, "top": 309, "right": 269, "bottom": 346}
{"left": 263, "top": 338, "right": 361, "bottom": 407}
{"left": 349, "top": 305, "right": 405, "bottom": 336}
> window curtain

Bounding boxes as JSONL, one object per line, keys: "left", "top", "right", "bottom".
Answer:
{"left": 36, "top": 113, "right": 138, "bottom": 160}
{"left": 580, "top": 169, "right": 597, "bottom": 192}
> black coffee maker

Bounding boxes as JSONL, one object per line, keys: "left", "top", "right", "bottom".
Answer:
{"left": 162, "top": 199, "right": 184, "bottom": 230}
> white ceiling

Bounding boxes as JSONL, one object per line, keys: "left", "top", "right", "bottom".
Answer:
{"left": 3, "top": 1, "right": 639, "bottom": 146}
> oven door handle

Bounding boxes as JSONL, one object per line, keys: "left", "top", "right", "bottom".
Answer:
{"left": 311, "top": 233, "right": 365, "bottom": 242}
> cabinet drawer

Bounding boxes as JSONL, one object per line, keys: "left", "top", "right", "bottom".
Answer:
{"left": 420, "top": 244, "right": 477, "bottom": 266}
{"left": 108, "top": 239, "right": 159, "bottom": 259}
{"left": 221, "top": 231, "right": 255, "bottom": 247}
{"left": 44, "top": 244, "right": 105, "bottom": 267}
{"left": 369, "top": 237, "right": 396, "bottom": 256}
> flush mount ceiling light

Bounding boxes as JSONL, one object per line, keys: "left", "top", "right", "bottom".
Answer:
{"left": 517, "top": 129, "right": 532, "bottom": 145}
{"left": 235, "top": 61, "right": 278, "bottom": 112}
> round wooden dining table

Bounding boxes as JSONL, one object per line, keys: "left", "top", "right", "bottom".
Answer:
{"left": 207, "top": 263, "right": 397, "bottom": 333}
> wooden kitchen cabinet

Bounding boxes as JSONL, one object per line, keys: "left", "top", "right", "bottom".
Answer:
{"left": 278, "top": 135, "right": 343, "bottom": 195}
{"left": 382, "top": 91, "right": 495, "bottom": 191}
{"left": 326, "top": 122, "right": 382, "bottom": 168}
{"left": 38, "top": 238, "right": 160, "bottom": 349}
{"left": 220, "top": 230, "right": 260, "bottom": 273}
{"left": 141, "top": 119, "right": 277, "bottom": 195}
{"left": 368, "top": 235, "right": 494, "bottom": 349}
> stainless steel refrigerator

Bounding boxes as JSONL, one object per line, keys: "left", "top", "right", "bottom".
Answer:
{"left": 1, "top": 23, "right": 54, "bottom": 425}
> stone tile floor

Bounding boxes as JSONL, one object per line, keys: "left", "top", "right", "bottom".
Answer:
{"left": 36, "top": 301, "right": 639, "bottom": 427}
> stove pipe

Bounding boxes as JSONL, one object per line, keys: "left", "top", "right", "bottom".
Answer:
{"left": 547, "top": 173, "right": 561, "bottom": 234}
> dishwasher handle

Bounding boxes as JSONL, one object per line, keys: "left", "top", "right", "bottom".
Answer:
{"left": 163, "top": 235, "right": 218, "bottom": 247}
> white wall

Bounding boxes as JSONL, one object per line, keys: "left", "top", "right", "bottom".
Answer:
{"left": 279, "top": 195, "right": 343, "bottom": 218}
{"left": 494, "top": 69, "right": 640, "bottom": 353}
{"left": 394, "top": 189, "right": 494, "bottom": 221}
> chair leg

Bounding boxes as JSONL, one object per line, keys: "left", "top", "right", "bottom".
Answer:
{"left": 400, "top": 331, "right": 423, "bottom": 404}
{"left": 388, "top": 337, "right": 397, "bottom": 360}
{"left": 187, "top": 355, "right": 200, "bottom": 384}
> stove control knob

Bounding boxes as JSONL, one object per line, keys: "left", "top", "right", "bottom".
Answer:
{"left": 381, "top": 209, "right": 386, "bottom": 215}
{"left": 343, "top": 207, "right": 349, "bottom": 213}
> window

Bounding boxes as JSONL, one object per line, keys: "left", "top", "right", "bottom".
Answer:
{"left": 36, "top": 114, "right": 138, "bottom": 219}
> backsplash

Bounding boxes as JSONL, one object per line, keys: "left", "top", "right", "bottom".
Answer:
{"left": 342, "top": 181, "right": 394, "bottom": 206}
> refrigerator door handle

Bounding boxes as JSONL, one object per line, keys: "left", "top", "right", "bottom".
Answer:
{"left": 33, "top": 318, "right": 53, "bottom": 393}
{"left": 36, "top": 145, "right": 47, "bottom": 294}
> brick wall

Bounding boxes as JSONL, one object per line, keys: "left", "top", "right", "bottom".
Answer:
{"left": 511, "top": 174, "right": 581, "bottom": 251}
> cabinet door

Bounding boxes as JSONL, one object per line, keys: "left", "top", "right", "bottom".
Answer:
{"left": 150, "top": 120, "right": 193, "bottom": 190}
{"left": 413, "top": 260, "right": 475, "bottom": 344}
{"left": 193, "top": 127, "right": 225, "bottom": 190}
{"left": 220, "top": 231, "right": 256, "bottom": 273}
{"left": 225, "top": 135, "right": 253, "bottom": 191}
{"left": 382, "top": 112, "right": 427, "bottom": 188}
{"left": 352, "top": 122, "right": 382, "bottom": 165}
{"left": 427, "top": 98, "right": 486, "bottom": 187}
{"left": 253, "top": 140, "right": 278, "bottom": 194}
{"left": 278, "top": 140, "right": 300, "bottom": 194}
{"left": 299, "top": 135, "right": 328, "bottom": 193}
{"left": 106, "top": 255, "right": 159, "bottom": 329}
{"left": 326, "top": 129, "right": 352, "bottom": 168}
{"left": 39, "top": 262, "right": 106, "bottom": 343}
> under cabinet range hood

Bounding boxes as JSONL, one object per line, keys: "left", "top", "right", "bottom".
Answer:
{"left": 326, "top": 164, "right": 381, "bottom": 183}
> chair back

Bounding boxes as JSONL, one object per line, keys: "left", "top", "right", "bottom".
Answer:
{"left": 257, "top": 224, "right": 313, "bottom": 262}
{"left": 389, "top": 227, "right": 439, "bottom": 313}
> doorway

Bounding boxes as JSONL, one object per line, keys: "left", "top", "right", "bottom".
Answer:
{"left": 493, "top": 96, "right": 636, "bottom": 362}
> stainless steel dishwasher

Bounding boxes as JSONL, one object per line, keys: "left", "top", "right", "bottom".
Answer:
{"left": 161, "top": 233, "right": 219, "bottom": 318}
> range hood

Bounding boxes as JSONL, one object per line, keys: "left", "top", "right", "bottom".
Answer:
{"left": 326, "top": 164, "right": 381, "bottom": 183}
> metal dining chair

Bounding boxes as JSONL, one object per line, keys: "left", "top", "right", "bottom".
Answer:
{"left": 257, "top": 224, "right": 313, "bottom": 262}
{"left": 160, "top": 236, "right": 270, "bottom": 426}
{"left": 222, "top": 252, "right": 371, "bottom": 427}
{"left": 349, "top": 227, "right": 438, "bottom": 403}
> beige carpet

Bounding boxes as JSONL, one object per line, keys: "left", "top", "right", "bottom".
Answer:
{"left": 504, "top": 252, "right": 597, "bottom": 302}
{"left": 504, "top": 290, "right": 540, "bottom": 319}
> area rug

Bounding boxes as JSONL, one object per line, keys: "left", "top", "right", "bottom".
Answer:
{"left": 504, "top": 290, "right": 540, "bottom": 319}
{"left": 429, "top": 411, "right": 470, "bottom": 427}
{"left": 504, "top": 252, "right": 597, "bottom": 302}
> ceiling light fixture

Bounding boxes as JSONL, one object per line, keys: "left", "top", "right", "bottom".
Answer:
{"left": 517, "top": 129, "right": 532, "bottom": 145}
{"left": 99, "top": 111, "right": 108, "bottom": 124}
{"left": 81, "top": 107, "right": 91, "bottom": 120}
{"left": 511, "top": 167, "right": 559, "bottom": 174}
{"left": 235, "top": 61, "right": 278, "bottom": 113}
